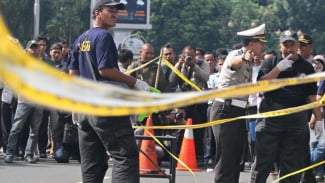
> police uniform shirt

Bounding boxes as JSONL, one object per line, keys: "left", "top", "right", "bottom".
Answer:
{"left": 217, "top": 49, "right": 251, "bottom": 100}
{"left": 68, "top": 28, "right": 119, "bottom": 81}
{"left": 258, "top": 54, "right": 316, "bottom": 107}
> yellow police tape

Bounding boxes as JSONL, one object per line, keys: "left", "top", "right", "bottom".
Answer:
{"left": 161, "top": 58, "right": 203, "bottom": 92}
{"left": 0, "top": 14, "right": 325, "bottom": 181}
{"left": 123, "top": 56, "right": 160, "bottom": 75}
{"left": 134, "top": 97, "right": 325, "bottom": 130}
{"left": 271, "top": 160, "right": 325, "bottom": 183}
{"left": 144, "top": 127, "right": 199, "bottom": 183}
{"left": 1, "top": 23, "right": 325, "bottom": 117}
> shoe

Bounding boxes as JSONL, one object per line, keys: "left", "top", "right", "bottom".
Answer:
{"left": 34, "top": 155, "right": 40, "bottom": 161}
{"left": 39, "top": 153, "right": 47, "bottom": 158}
{"left": 4, "top": 155, "right": 13, "bottom": 163}
{"left": 25, "top": 155, "right": 36, "bottom": 163}
{"left": 208, "top": 159, "right": 214, "bottom": 165}
{"left": 315, "top": 175, "right": 324, "bottom": 182}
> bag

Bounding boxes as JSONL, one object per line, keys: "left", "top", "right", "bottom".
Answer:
{"left": 63, "top": 122, "right": 78, "bottom": 146}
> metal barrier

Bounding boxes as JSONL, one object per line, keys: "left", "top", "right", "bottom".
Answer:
{"left": 135, "top": 135, "right": 178, "bottom": 183}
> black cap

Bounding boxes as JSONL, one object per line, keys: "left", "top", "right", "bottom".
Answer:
{"left": 93, "top": 0, "right": 125, "bottom": 15}
{"left": 280, "top": 30, "right": 298, "bottom": 43}
{"left": 26, "top": 40, "right": 38, "bottom": 49}
{"left": 299, "top": 34, "right": 313, "bottom": 44}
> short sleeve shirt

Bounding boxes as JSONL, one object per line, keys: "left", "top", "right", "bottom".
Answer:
{"left": 258, "top": 54, "right": 317, "bottom": 107}
{"left": 317, "top": 80, "right": 325, "bottom": 95}
{"left": 68, "top": 28, "right": 118, "bottom": 81}
{"left": 217, "top": 49, "right": 251, "bottom": 100}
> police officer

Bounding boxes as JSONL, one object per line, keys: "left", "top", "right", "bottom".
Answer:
{"left": 250, "top": 30, "right": 322, "bottom": 183}
{"left": 68, "top": 1, "right": 150, "bottom": 182}
{"left": 210, "top": 24, "right": 266, "bottom": 183}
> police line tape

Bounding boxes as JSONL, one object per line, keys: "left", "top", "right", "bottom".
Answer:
{"left": 133, "top": 98, "right": 325, "bottom": 130}
{"left": 123, "top": 56, "right": 160, "bottom": 75}
{"left": 1, "top": 14, "right": 325, "bottom": 117}
{"left": 0, "top": 15, "right": 324, "bottom": 181}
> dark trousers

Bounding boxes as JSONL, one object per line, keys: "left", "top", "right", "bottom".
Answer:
{"left": 1, "top": 102, "right": 13, "bottom": 152}
{"left": 38, "top": 109, "right": 49, "bottom": 155}
{"left": 78, "top": 114, "right": 139, "bottom": 183}
{"left": 185, "top": 103, "right": 208, "bottom": 159}
{"left": 251, "top": 100, "right": 307, "bottom": 183}
{"left": 210, "top": 101, "right": 246, "bottom": 183}
{"left": 204, "top": 104, "right": 216, "bottom": 164}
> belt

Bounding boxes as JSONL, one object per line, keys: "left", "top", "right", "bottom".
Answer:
{"left": 215, "top": 98, "right": 248, "bottom": 108}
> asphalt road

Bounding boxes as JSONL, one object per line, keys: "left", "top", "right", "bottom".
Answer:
{"left": 0, "top": 154, "right": 278, "bottom": 183}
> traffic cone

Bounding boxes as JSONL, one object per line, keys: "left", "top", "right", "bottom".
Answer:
{"left": 176, "top": 118, "right": 202, "bottom": 171}
{"left": 139, "top": 117, "right": 164, "bottom": 174}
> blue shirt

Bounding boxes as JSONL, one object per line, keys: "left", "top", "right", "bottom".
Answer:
{"left": 68, "top": 28, "right": 118, "bottom": 81}
{"left": 317, "top": 80, "right": 325, "bottom": 95}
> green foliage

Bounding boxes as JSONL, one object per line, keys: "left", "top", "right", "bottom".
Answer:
{"left": 41, "top": 0, "right": 90, "bottom": 46}
{"left": 0, "top": 0, "right": 90, "bottom": 47}
{"left": 0, "top": 0, "right": 34, "bottom": 45}
{"left": 138, "top": 0, "right": 232, "bottom": 54}
{"left": 0, "top": 0, "right": 324, "bottom": 54}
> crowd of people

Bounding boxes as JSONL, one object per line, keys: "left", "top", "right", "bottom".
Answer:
{"left": 1, "top": 1, "right": 325, "bottom": 183}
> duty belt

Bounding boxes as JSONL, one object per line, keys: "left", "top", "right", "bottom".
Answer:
{"left": 215, "top": 98, "right": 248, "bottom": 108}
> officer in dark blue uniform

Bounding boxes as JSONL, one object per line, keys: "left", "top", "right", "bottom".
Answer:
{"left": 68, "top": 1, "right": 150, "bottom": 182}
{"left": 250, "top": 30, "right": 322, "bottom": 183}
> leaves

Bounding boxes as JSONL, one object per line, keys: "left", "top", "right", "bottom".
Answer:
{"left": 0, "top": 0, "right": 324, "bottom": 54}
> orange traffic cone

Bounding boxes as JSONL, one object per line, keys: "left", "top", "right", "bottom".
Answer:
{"left": 139, "top": 117, "right": 164, "bottom": 174}
{"left": 176, "top": 118, "right": 202, "bottom": 171}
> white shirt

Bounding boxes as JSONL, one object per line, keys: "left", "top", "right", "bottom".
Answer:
{"left": 207, "top": 72, "right": 220, "bottom": 104}
{"left": 248, "top": 65, "right": 262, "bottom": 107}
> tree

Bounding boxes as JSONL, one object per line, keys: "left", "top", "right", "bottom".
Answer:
{"left": 137, "top": 0, "right": 231, "bottom": 54}
{"left": 269, "top": 0, "right": 325, "bottom": 53}
{"left": 1, "top": 0, "right": 324, "bottom": 54}
{"left": 41, "top": 0, "right": 90, "bottom": 46}
{"left": 0, "top": 0, "right": 90, "bottom": 47}
{"left": 0, "top": 0, "right": 34, "bottom": 45}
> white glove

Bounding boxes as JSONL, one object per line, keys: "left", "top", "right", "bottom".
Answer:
{"left": 134, "top": 79, "right": 151, "bottom": 91}
{"left": 277, "top": 59, "right": 293, "bottom": 71}
{"left": 276, "top": 54, "right": 293, "bottom": 71}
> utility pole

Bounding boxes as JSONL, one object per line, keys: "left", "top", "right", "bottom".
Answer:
{"left": 33, "top": 0, "right": 40, "bottom": 38}
{"left": 90, "top": 0, "right": 97, "bottom": 28}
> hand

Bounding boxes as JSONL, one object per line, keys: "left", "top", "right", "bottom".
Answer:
{"left": 176, "top": 54, "right": 185, "bottom": 69}
{"left": 134, "top": 79, "right": 151, "bottom": 91}
{"left": 276, "top": 54, "right": 293, "bottom": 71}
{"left": 242, "top": 50, "right": 254, "bottom": 62}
